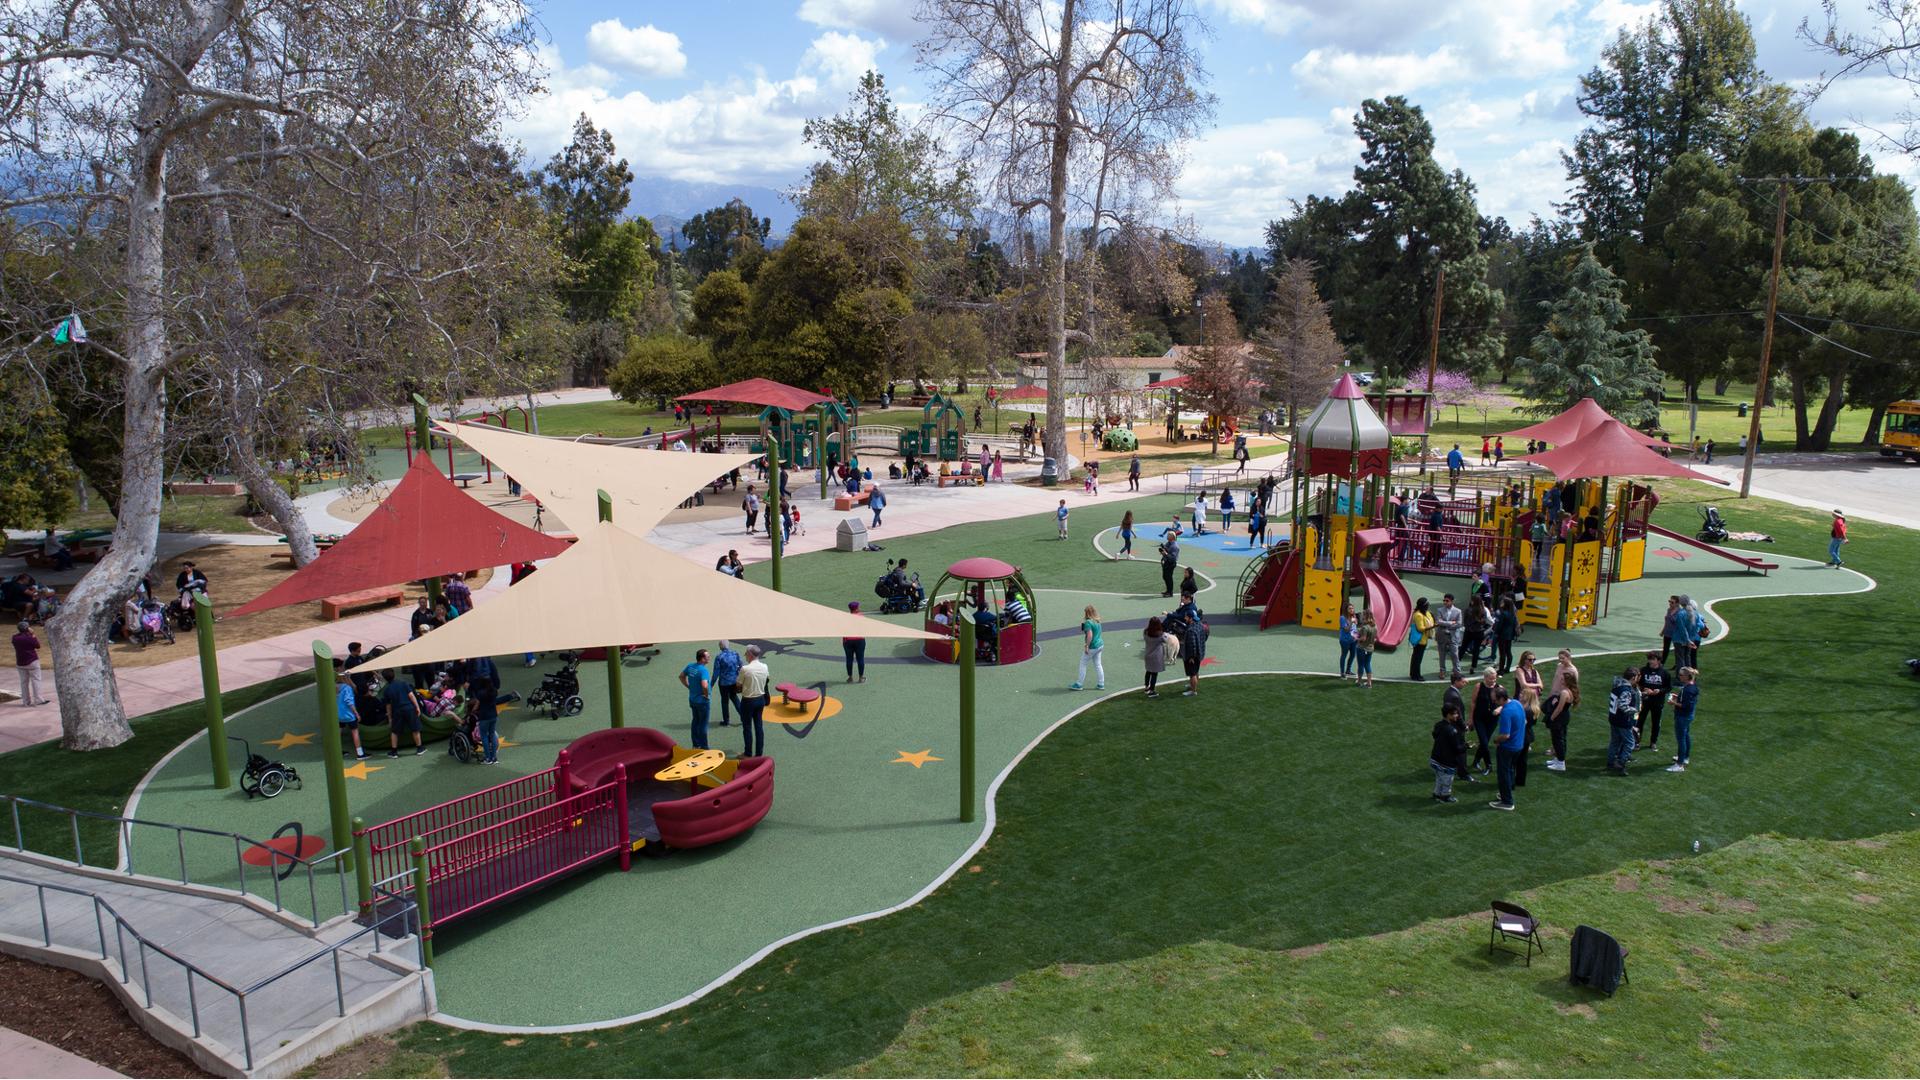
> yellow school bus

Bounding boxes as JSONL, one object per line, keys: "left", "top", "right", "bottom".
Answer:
{"left": 1884, "top": 400, "right": 1920, "bottom": 461}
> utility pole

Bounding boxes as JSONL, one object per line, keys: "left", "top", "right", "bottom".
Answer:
{"left": 1741, "top": 179, "right": 1789, "bottom": 499}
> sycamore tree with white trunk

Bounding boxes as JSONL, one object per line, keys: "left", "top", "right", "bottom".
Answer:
{"left": 918, "top": 0, "right": 1214, "bottom": 468}
{"left": 0, "top": 0, "right": 540, "bottom": 749}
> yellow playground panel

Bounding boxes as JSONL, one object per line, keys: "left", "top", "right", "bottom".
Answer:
{"left": 1298, "top": 525, "right": 1343, "bottom": 630}
{"left": 1564, "top": 539, "right": 1601, "bottom": 629}
{"left": 1519, "top": 541, "right": 1564, "bottom": 629}
{"left": 1614, "top": 536, "right": 1646, "bottom": 583}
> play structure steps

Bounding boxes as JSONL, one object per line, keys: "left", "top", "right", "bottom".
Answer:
{"left": 0, "top": 849, "right": 431, "bottom": 1077}
{"left": 1238, "top": 541, "right": 1292, "bottom": 610}
{"left": 1644, "top": 523, "right": 1779, "bottom": 574}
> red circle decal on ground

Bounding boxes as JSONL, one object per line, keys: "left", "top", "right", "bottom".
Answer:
{"left": 240, "top": 835, "right": 328, "bottom": 867}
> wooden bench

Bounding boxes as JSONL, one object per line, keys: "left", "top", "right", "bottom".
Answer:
{"left": 832, "top": 484, "right": 875, "bottom": 511}
{"left": 320, "top": 587, "right": 404, "bottom": 621}
{"left": 775, "top": 682, "right": 821, "bottom": 709}
{"left": 937, "top": 472, "right": 984, "bottom": 488}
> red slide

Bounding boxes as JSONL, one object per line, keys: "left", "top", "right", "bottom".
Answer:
{"left": 1644, "top": 523, "right": 1779, "bottom": 574}
{"left": 1354, "top": 566, "right": 1412, "bottom": 648}
{"left": 1259, "top": 548, "right": 1304, "bottom": 629}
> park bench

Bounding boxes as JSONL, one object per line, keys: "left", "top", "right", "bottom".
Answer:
{"left": 833, "top": 484, "right": 876, "bottom": 511}
{"left": 320, "top": 587, "right": 404, "bottom": 621}
{"left": 775, "top": 682, "right": 821, "bottom": 709}
{"left": 936, "top": 471, "right": 984, "bottom": 488}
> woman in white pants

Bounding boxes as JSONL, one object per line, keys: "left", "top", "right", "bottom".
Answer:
{"left": 14, "top": 621, "right": 48, "bottom": 707}
{"left": 1070, "top": 605, "right": 1105, "bottom": 690}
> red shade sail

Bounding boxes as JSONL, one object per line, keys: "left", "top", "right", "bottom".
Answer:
{"left": 227, "top": 454, "right": 574, "bottom": 617}
{"left": 1498, "top": 397, "right": 1613, "bottom": 445}
{"left": 675, "top": 378, "right": 833, "bottom": 412}
{"left": 1143, "top": 375, "right": 1190, "bottom": 390}
{"left": 1518, "top": 419, "right": 1726, "bottom": 484}
{"left": 999, "top": 383, "right": 1050, "bottom": 401}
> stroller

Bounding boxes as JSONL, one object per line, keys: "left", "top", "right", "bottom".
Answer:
{"left": 875, "top": 561, "right": 923, "bottom": 615}
{"left": 1697, "top": 506, "right": 1728, "bottom": 543}
{"left": 129, "top": 600, "right": 174, "bottom": 647}
{"left": 164, "top": 590, "right": 200, "bottom": 632}
{"left": 527, "top": 650, "right": 585, "bottom": 719}
{"left": 229, "top": 736, "right": 301, "bottom": 799}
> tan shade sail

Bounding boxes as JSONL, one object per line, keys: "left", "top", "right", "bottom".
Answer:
{"left": 367, "top": 520, "right": 940, "bottom": 671}
{"left": 441, "top": 422, "right": 759, "bottom": 533}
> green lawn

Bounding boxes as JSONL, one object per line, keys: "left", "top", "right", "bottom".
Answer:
{"left": 338, "top": 482, "right": 1915, "bottom": 1077}
{"left": 56, "top": 492, "right": 262, "bottom": 536}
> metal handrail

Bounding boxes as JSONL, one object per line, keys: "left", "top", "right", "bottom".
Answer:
{"left": 4, "top": 794, "right": 352, "bottom": 927}
{"left": 0, "top": 869, "right": 421, "bottom": 1071}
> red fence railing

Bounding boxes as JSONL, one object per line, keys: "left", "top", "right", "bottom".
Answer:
{"left": 1386, "top": 524, "right": 1519, "bottom": 579}
{"left": 421, "top": 773, "right": 629, "bottom": 928}
{"left": 358, "top": 767, "right": 562, "bottom": 890}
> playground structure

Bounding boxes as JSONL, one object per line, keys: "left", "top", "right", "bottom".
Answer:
{"left": 898, "top": 392, "right": 967, "bottom": 461}
{"left": 924, "top": 557, "right": 1037, "bottom": 665}
{"left": 355, "top": 727, "right": 773, "bottom": 937}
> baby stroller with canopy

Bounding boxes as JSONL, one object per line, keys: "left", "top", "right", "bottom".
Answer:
{"left": 129, "top": 600, "right": 174, "bottom": 647}
{"left": 1697, "top": 506, "right": 1728, "bottom": 543}
{"left": 527, "top": 650, "right": 585, "bottom": 718}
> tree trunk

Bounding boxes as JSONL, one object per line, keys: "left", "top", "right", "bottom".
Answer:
{"left": 1713, "top": 374, "right": 1731, "bottom": 395}
{"left": 1808, "top": 359, "right": 1849, "bottom": 452}
{"left": 231, "top": 443, "right": 317, "bottom": 564}
{"left": 1788, "top": 368, "right": 1811, "bottom": 450}
{"left": 46, "top": 140, "right": 172, "bottom": 749}
{"left": 1862, "top": 402, "right": 1887, "bottom": 446}
{"left": 1042, "top": 0, "right": 1077, "bottom": 472}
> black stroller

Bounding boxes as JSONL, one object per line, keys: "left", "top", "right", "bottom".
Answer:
{"left": 1697, "top": 506, "right": 1728, "bottom": 543}
{"left": 229, "top": 736, "right": 301, "bottom": 799}
{"left": 875, "top": 561, "right": 923, "bottom": 615}
{"left": 527, "top": 650, "right": 585, "bottom": 719}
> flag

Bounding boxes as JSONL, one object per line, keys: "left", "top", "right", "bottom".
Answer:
{"left": 50, "top": 313, "right": 87, "bottom": 344}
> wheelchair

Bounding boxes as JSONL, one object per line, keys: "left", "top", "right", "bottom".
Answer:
{"left": 229, "top": 736, "right": 301, "bottom": 799}
{"left": 527, "top": 650, "right": 585, "bottom": 719}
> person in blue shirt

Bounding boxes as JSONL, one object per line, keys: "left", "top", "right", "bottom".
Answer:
{"left": 712, "top": 641, "right": 743, "bottom": 727}
{"left": 679, "top": 648, "right": 712, "bottom": 750}
{"left": 1446, "top": 443, "right": 1465, "bottom": 487}
{"left": 335, "top": 672, "right": 367, "bottom": 760}
{"left": 1490, "top": 685, "right": 1524, "bottom": 810}
{"left": 466, "top": 679, "right": 500, "bottom": 764}
{"left": 1667, "top": 667, "right": 1700, "bottom": 772}
{"left": 869, "top": 484, "right": 887, "bottom": 527}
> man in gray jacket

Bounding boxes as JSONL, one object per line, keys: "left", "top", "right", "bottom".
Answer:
{"left": 1433, "top": 593, "right": 1464, "bottom": 678}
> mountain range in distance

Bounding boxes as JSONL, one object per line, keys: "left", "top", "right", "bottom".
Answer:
{"left": 630, "top": 175, "right": 798, "bottom": 251}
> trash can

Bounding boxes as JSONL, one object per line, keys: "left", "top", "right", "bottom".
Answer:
{"left": 1041, "top": 457, "right": 1059, "bottom": 486}
{"left": 836, "top": 517, "right": 869, "bottom": 552}
{"left": 1737, "top": 402, "right": 1748, "bottom": 418}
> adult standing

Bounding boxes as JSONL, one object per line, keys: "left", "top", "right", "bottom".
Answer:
{"left": 1513, "top": 649, "right": 1544, "bottom": 702}
{"left": 869, "top": 484, "right": 886, "bottom": 528}
{"left": 1550, "top": 649, "right": 1579, "bottom": 702}
{"left": 713, "top": 641, "right": 743, "bottom": 727}
{"left": 1117, "top": 511, "right": 1135, "bottom": 559}
{"left": 1543, "top": 671, "right": 1578, "bottom": 771}
{"left": 1192, "top": 491, "right": 1209, "bottom": 535}
{"left": 1441, "top": 669, "right": 1467, "bottom": 727}
{"left": 1167, "top": 590, "right": 1207, "bottom": 697}
{"left": 743, "top": 485, "right": 761, "bottom": 534}
{"left": 842, "top": 602, "right": 867, "bottom": 683}
{"left": 679, "top": 648, "right": 713, "bottom": 750}
{"left": 1158, "top": 532, "right": 1180, "bottom": 597}
{"left": 380, "top": 669, "right": 423, "bottom": 757}
{"left": 1658, "top": 595, "right": 1680, "bottom": 665}
{"left": 1828, "top": 510, "right": 1848, "bottom": 567}
{"left": 1141, "top": 616, "right": 1169, "bottom": 698}
{"left": 1492, "top": 598, "right": 1519, "bottom": 674}
{"left": 1667, "top": 596, "right": 1702, "bottom": 671}
{"left": 467, "top": 676, "right": 500, "bottom": 764}
{"left": 737, "top": 645, "right": 771, "bottom": 758}
{"left": 1128, "top": 453, "right": 1141, "bottom": 491}
{"left": 1446, "top": 444, "right": 1465, "bottom": 490}
{"left": 1667, "top": 667, "right": 1700, "bottom": 772}
{"left": 1606, "top": 667, "right": 1641, "bottom": 775}
{"left": 1489, "top": 685, "right": 1523, "bottom": 810}
{"left": 1636, "top": 651, "right": 1669, "bottom": 755}
{"left": 443, "top": 573, "right": 472, "bottom": 616}
{"left": 1219, "top": 488, "right": 1235, "bottom": 532}
{"left": 1433, "top": 593, "right": 1464, "bottom": 678}
{"left": 1337, "top": 604, "right": 1357, "bottom": 680}
{"left": 12, "top": 621, "right": 47, "bottom": 707}
{"left": 1431, "top": 702, "right": 1470, "bottom": 803}
{"left": 1469, "top": 667, "right": 1500, "bottom": 774}
{"left": 1070, "top": 605, "right": 1105, "bottom": 691}
{"left": 1409, "top": 597, "right": 1434, "bottom": 681}
{"left": 1462, "top": 594, "right": 1489, "bottom": 671}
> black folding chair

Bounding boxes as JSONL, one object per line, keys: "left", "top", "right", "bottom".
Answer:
{"left": 1490, "top": 900, "right": 1544, "bottom": 965}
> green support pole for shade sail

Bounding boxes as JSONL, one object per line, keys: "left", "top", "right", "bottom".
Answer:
{"left": 768, "top": 435, "right": 784, "bottom": 594}
{"left": 599, "top": 490, "right": 625, "bottom": 729}
{"left": 410, "top": 837, "right": 434, "bottom": 967}
{"left": 959, "top": 613, "right": 976, "bottom": 823}
{"left": 195, "top": 593, "right": 229, "bottom": 789}
{"left": 413, "top": 393, "right": 444, "bottom": 608}
{"left": 312, "top": 642, "right": 354, "bottom": 876}
{"left": 352, "top": 816, "right": 372, "bottom": 916}
{"left": 816, "top": 404, "right": 829, "bottom": 501}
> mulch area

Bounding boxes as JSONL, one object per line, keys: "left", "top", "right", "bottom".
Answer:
{"left": 0, "top": 952, "right": 205, "bottom": 1077}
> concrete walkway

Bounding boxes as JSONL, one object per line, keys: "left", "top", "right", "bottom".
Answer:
{"left": 0, "top": 1026, "right": 123, "bottom": 1078}
{"left": 0, "top": 851, "right": 430, "bottom": 1077}
{"left": 1690, "top": 452, "right": 1920, "bottom": 531}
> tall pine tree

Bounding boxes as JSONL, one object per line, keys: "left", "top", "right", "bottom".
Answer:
{"left": 1521, "top": 245, "right": 1664, "bottom": 423}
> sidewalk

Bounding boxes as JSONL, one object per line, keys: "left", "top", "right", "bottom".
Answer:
{"left": 0, "top": 1026, "right": 122, "bottom": 1079}
{"left": 1690, "top": 453, "right": 1920, "bottom": 532}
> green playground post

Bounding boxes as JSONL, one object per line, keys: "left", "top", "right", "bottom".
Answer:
{"left": 959, "top": 613, "right": 976, "bottom": 823}
{"left": 768, "top": 435, "right": 784, "bottom": 594}
{"left": 599, "top": 490, "right": 625, "bottom": 729}
{"left": 816, "top": 404, "right": 829, "bottom": 501}
{"left": 195, "top": 593, "right": 229, "bottom": 789}
{"left": 312, "top": 642, "right": 354, "bottom": 877}
{"left": 351, "top": 816, "right": 372, "bottom": 916}
{"left": 410, "top": 836, "right": 434, "bottom": 967}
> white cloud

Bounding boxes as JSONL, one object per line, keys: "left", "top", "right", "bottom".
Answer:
{"left": 798, "top": 0, "right": 924, "bottom": 42}
{"left": 1292, "top": 46, "right": 1470, "bottom": 98}
{"left": 585, "top": 19, "right": 688, "bottom": 78}
{"left": 509, "top": 35, "right": 883, "bottom": 187}
{"left": 1173, "top": 114, "right": 1357, "bottom": 246}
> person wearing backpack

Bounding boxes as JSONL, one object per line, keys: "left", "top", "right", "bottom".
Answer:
{"left": 1167, "top": 590, "right": 1208, "bottom": 697}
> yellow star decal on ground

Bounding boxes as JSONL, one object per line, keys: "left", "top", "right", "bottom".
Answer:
{"left": 497, "top": 738, "right": 516, "bottom": 748}
{"left": 340, "top": 760, "right": 385, "bottom": 781}
{"left": 263, "top": 732, "right": 315, "bottom": 750}
{"left": 891, "top": 750, "right": 943, "bottom": 769}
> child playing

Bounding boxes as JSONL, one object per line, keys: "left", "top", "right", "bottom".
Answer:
{"left": 790, "top": 504, "right": 805, "bottom": 536}
{"left": 1666, "top": 667, "right": 1699, "bottom": 772}
{"left": 1056, "top": 499, "right": 1070, "bottom": 540}
{"left": 1084, "top": 461, "right": 1099, "bottom": 496}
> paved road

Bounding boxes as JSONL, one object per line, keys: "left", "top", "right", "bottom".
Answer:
{"left": 1695, "top": 452, "right": 1920, "bottom": 531}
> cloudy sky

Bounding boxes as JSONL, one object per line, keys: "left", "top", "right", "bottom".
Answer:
{"left": 512, "top": 0, "right": 1919, "bottom": 246}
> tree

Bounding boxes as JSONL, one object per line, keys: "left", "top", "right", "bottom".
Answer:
{"left": 0, "top": 0, "right": 537, "bottom": 749}
{"left": 0, "top": 368, "right": 78, "bottom": 532}
{"left": 921, "top": 0, "right": 1214, "bottom": 467}
{"left": 1253, "top": 258, "right": 1343, "bottom": 443}
{"left": 536, "top": 116, "right": 658, "bottom": 385}
{"left": 610, "top": 334, "right": 711, "bottom": 408}
{"left": 1176, "top": 294, "right": 1256, "bottom": 455}
{"left": 1627, "top": 152, "right": 1759, "bottom": 400}
{"left": 681, "top": 200, "right": 770, "bottom": 281}
{"left": 1484, "top": 217, "right": 1581, "bottom": 382}
{"left": 1564, "top": 0, "right": 1771, "bottom": 251}
{"left": 1520, "top": 246, "right": 1664, "bottom": 423}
